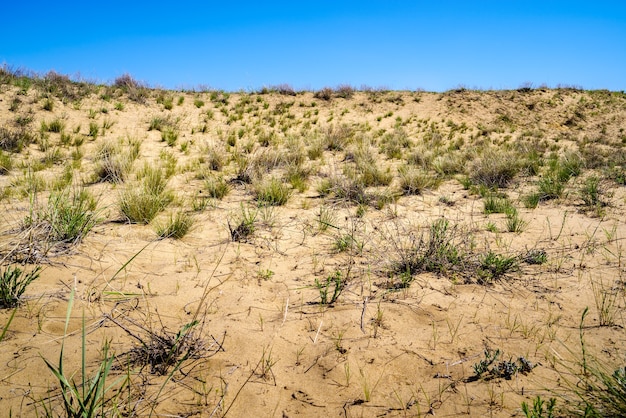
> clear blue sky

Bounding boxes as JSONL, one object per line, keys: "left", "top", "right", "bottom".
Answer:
{"left": 2, "top": 1, "right": 625, "bottom": 91}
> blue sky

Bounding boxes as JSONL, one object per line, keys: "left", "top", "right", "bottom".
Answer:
{"left": 2, "top": 1, "right": 625, "bottom": 91}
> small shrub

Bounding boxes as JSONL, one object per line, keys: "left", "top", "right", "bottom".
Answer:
{"left": 314, "top": 87, "right": 334, "bottom": 101}
{"left": 335, "top": 84, "right": 354, "bottom": 99}
{"left": 0, "top": 265, "right": 41, "bottom": 308}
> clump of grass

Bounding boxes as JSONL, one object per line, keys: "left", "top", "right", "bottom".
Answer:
{"left": 148, "top": 114, "right": 179, "bottom": 132}
{"left": 88, "top": 121, "right": 99, "bottom": 138}
{"left": 119, "top": 165, "right": 172, "bottom": 224}
{"left": 204, "top": 175, "right": 230, "bottom": 199}
{"left": 0, "top": 265, "right": 41, "bottom": 308}
{"left": 46, "top": 117, "right": 66, "bottom": 133}
{"left": 0, "top": 126, "right": 35, "bottom": 152}
{"left": 477, "top": 252, "right": 519, "bottom": 284}
{"left": 322, "top": 124, "right": 353, "bottom": 151}
{"left": 505, "top": 209, "right": 528, "bottom": 233}
{"left": 579, "top": 175, "right": 605, "bottom": 208}
{"left": 93, "top": 139, "right": 138, "bottom": 183}
{"left": 483, "top": 194, "right": 514, "bottom": 214}
{"left": 522, "top": 396, "right": 557, "bottom": 418}
{"left": 44, "top": 188, "right": 99, "bottom": 243}
{"left": 537, "top": 174, "right": 566, "bottom": 200}
{"left": 155, "top": 211, "right": 194, "bottom": 239}
{"left": 469, "top": 149, "right": 520, "bottom": 188}
{"left": 390, "top": 219, "right": 465, "bottom": 280}
{"left": 285, "top": 163, "right": 311, "bottom": 193}
{"left": 254, "top": 177, "right": 291, "bottom": 206}
{"left": 397, "top": 166, "right": 439, "bottom": 195}
{"left": 161, "top": 127, "right": 179, "bottom": 146}
{"left": 318, "top": 173, "right": 369, "bottom": 205}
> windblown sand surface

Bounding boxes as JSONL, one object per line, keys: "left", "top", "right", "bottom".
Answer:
{"left": 1, "top": 79, "right": 625, "bottom": 417}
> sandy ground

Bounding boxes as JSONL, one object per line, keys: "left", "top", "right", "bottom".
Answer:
{"left": 0, "top": 81, "right": 625, "bottom": 417}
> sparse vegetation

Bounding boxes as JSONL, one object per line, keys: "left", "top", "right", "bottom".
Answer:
{"left": 0, "top": 71, "right": 624, "bottom": 417}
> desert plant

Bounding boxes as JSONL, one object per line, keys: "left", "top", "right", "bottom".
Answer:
{"left": 317, "top": 205, "right": 338, "bottom": 232}
{"left": 254, "top": 177, "right": 291, "bottom": 206}
{"left": 0, "top": 265, "right": 41, "bottom": 308}
{"left": 204, "top": 175, "right": 230, "bottom": 199}
{"left": 155, "top": 211, "right": 194, "bottom": 239}
{"left": 92, "top": 140, "right": 136, "bottom": 183}
{"left": 469, "top": 149, "right": 520, "bottom": 188}
{"left": 483, "top": 195, "right": 514, "bottom": 214}
{"left": 505, "top": 209, "right": 528, "bottom": 233}
{"left": 0, "top": 126, "right": 35, "bottom": 152}
{"left": 390, "top": 218, "right": 466, "bottom": 280}
{"left": 323, "top": 124, "right": 353, "bottom": 151}
{"left": 285, "top": 163, "right": 311, "bottom": 192}
{"left": 522, "top": 396, "right": 557, "bottom": 418}
{"left": 119, "top": 168, "right": 172, "bottom": 224}
{"left": 555, "top": 308, "right": 626, "bottom": 416}
{"left": 314, "top": 87, "right": 334, "bottom": 101}
{"left": 228, "top": 205, "right": 257, "bottom": 242}
{"left": 42, "top": 187, "right": 100, "bottom": 243}
{"left": 160, "top": 127, "right": 178, "bottom": 146}
{"left": 46, "top": 117, "right": 65, "bottom": 133}
{"left": 315, "top": 270, "right": 346, "bottom": 305}
{"left": 537, "top": 174, "right": 566, "bottom": 200}
{"left": 0, "top": 151, "right": 12, "bottom": 174}
{"left": 477, "top": 252, "right": 519, "bottom": 284}
{"left": 580, "top": 175, "right": 605, "bottom": 208}
{"left": 88, "top": 121, "right": 99, "bottom": 138}
{"left": 524, "top": 249, "right": 548, "bottom": 265}
{"left": 41, "top": 288, "right": 125, "bottom": 417}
